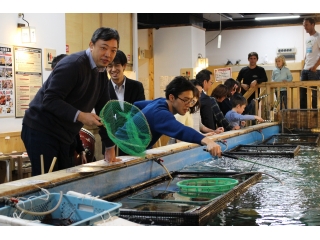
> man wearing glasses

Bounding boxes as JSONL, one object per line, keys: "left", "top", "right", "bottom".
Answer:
{"left": 195, "top": 69, "right": 216, "bottom": 130}
{"left": 134, "top": 76, "right": 221, "bottom": 158}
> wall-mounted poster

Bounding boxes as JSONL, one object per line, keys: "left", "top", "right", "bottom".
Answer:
{"left": 14, "top": 46, "right": 42, "bottom": 118}
{"left": 0, "top": 44, "right": 15, "bottom": 117}
{"left": 214, "top": 67, "right": 232, "bottom": 82}
{"left": 44, "top": 48, "right": 56, "bottom": 70}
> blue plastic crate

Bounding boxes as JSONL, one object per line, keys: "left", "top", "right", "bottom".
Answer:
{"left": 0, "top": 193, "right": 121, "bottom": 226}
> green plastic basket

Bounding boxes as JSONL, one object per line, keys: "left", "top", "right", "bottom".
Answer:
{"left": 177, "top": 178, "right": 239, "bottom": 194}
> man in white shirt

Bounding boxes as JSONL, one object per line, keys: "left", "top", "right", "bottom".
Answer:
{"left": 105, "top": 49, "right": 145, "bottom": 155}
{"left": 300, "top": 17, "right": 320, "bottom": 109}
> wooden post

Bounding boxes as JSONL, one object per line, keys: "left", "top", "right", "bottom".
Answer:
{"left": 148, "top": 29, "right": 154, "bottom": 100}
{"left": 287, "top": 86, "right": 292, "bottom": 109}
{"left": 307, "top": 87, "right": 312, "bottom": 109}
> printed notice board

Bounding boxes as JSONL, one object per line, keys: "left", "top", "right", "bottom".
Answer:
{"left": 14, "top": 46, "right": 42, "bottom": 118}
{"left": 214, "top": 67, "right": 232, "bottom": 82}
{"left": 0, "top": 44, "right": 14, "bottom": 117}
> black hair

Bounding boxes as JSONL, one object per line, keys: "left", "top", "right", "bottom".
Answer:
{"left": 189, "top": 86, "right": 200, "bottom": 114}
{"left": 304, "top": 17, "right": 316, "bottom": 25}
{"left": 111, "top": 50, "right": 127, "bottom": 65}
{"left": 51, "top": 54, "right": 67, "bottom": 69}
{"left": 230, "top": 94, "right": 247, "bottom": 108}
{"left": 248, "top": 52, "right": 258, "bottom": 60}
{"left": 224, "top": 78, "right": 237, "bottom": 97}
{"left": 190, "top": 79, "right": 201, "bottom": 87}
{"left": 195, "top": 69, "right": 212, "bottom": 87}
{"left": 91, "top": 27, "right": 120, "bottom": 47}
{"left": 235, "top": 80, "right": 241, "bottom": 93}
{"left": 165, "top": 76, "right": 196, "bottom": 99}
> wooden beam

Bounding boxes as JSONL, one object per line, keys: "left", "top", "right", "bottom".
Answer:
{"left": 148, "top": 29, "right": 154, "bottom": 100}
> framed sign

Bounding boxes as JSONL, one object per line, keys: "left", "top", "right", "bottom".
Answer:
{"left": 0, "top": 44, "right": 14, "bottom": 117}
{"left": 14, "top": 46, "right": 42, "bottom": 118}
{"left": 44, "top": 48, "right": 56, "bottom": 70}
{"left": 214, "top": 67, "right": 232, "bottom": 82}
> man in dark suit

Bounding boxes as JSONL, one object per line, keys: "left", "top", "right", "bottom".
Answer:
{"left": 104, "top": 49, "right": 146, "bottom": 156}
{"left": 196, "top": 69, "right": 216, "bottom": 130}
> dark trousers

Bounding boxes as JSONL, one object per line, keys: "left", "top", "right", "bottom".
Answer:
{"left": 21, "top": 124, "right": 72, "bottom": 176}
{"left": 300, "top": 70, "right": 320, "bottom": 109}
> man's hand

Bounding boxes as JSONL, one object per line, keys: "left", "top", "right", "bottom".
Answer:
{"left": 215, "top": 127, "right": 224, "bottom": 134}
{"left": 201, "top": 137, "right": 221, "bottom": 157}
{"left": 250, "top": 80, "right": 257, "bottom": 88}
{"left": 242, "top": 84, "right": 249, "bottom": 91}
{"left": 104, "top": 146, "right": 122, "bottom": 163}
{"left": 310, "top": 66, "right": 318, "bottom": 72}
{"left": 77, "top": 112, "right": 102, "bottom": 127}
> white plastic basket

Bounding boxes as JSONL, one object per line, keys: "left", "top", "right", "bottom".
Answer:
{"left": 0, "top": 193, "right": 121, "bottom": 226}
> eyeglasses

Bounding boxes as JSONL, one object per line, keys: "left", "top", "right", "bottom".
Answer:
{"left": 206, "top": 80, "right": 213, "bottom": 85}
{"left": 177, "top": 96, "right": 197, "bottom": 107}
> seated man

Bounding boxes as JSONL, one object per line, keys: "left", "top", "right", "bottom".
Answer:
{"left": 134, "top": 76, "right": 221, "bottom": 157}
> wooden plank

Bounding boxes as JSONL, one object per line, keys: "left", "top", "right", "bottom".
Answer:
{"left": 243, "top": 87, "right": 256, "bottom": 100}
{"left": 287, "top": 87, "right": 292, "bottom": 109}
{"left": 0, "top": 131, "right": 25, "bottom": 154}
{"left": 65, "top": 13, "right": 83, "bottom": 54}
{"left": 117, "top": 14, "right": 132, "bottom": 62}
{"left": 307, "top": 88, "right": 312, "bottom": 109}
{"left": 82, "top": 14, "right": 101, "bottom": 50}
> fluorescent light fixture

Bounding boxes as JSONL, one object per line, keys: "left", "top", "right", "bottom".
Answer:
{"left": 255, "top": 15, "right": 300, "bottom": 21}
{"left": 217, "top": 35, "right": 221, "bottom": 48}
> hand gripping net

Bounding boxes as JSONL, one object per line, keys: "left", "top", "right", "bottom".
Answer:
{"left": 99, "top": 100, "right": 152, "bottom": 157}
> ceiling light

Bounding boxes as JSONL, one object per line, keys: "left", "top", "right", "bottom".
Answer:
{"left": 255, "top": 15, "right": 300, "bottom": 21}
{"left": 197, "top": 54, "right": 208, "bottom": 69}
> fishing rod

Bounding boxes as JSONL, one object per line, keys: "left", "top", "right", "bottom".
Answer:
{"left": 254, "top": 94, "right": 268, "bottom": 101}
{"left": 221, "top": 152, "right": 296, "bottom": 175}
{"left": 203, "top": 149, "right": 297, "bottom": 175}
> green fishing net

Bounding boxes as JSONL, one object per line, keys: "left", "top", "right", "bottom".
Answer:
{"left": 99, "top": 100, "right": 152, "bottom": 157}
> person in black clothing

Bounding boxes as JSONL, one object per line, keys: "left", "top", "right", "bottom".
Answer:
{"left": 51, "top": 54, "right": 87, "bottom": 166}
{"left": 210, "top": 84, "right": 237, "bottom": 131}
{"left": 51, "top": 54, "right": 68, "bottom": 69}
{"left": 218, "top": 78, "right": 237, "bottom": 116}
{"left": 103, "top": 49, "right": 146, "bottom": 156}
{"left": 195, "top": 69, "right": 215, "bottom": 130}
{"left": 236, "top": 52, "right": 267, "bottom": 114}
{"left": 21, "top": 27, "right": 120, "bottom": 176}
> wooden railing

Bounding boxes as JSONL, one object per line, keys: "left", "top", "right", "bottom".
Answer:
{"left": 244, "top": 81, "right": 320, "bottom": 121}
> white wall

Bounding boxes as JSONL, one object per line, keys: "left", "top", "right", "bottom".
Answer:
{"left": 0, "top": 13, "right": 66, "bottom": 133}
{"left": 205, "top": 24, "right": 320, "bottom": 66}
{"left": 153, "top": 26, "right": 205, "bottom": 97}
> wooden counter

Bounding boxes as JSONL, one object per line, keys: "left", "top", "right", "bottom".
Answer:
{"left": 0, "top": 122, "right": 279, "bottom": 198}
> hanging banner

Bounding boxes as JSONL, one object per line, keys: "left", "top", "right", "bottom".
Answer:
{"left": 0, "top": 44, "right": 14, "bottom": 117}
{"left": 214, "top": 67, "right": 232, "bottom": 82}
{"left": 14, "top": 46, "right": 42, "bottom": 118}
